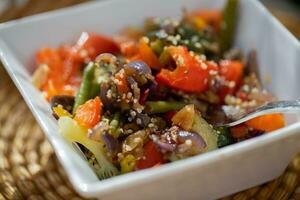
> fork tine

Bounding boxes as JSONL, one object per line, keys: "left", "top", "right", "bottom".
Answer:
{"left": 218, "top": 100, "right": 300, "bottom": 127}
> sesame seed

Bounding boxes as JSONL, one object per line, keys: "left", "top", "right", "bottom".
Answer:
{"left": 201, "top": 63, "right": 208, "bottom": 70}
{"left": 127, "top": 92, "right": 133, "bottom": 99}
{"left": 248, "top": 100, "right": 257, "bottom": 107}
{"left": 150, "top": 118, "right": 157, "bottom": 123}
{"left": 242, "top": 85, "right": 250, "bottom": 92}
{"left": 167, "top": 35, "right": 178, "bottom": 45}
{"left": 175, "top": 34, "right": 181, "bottom": 40}
{"left": 228, "top": 81, "right": 236, "bottom": 88}
{"left": 148, "top": 123, "right": 155, "bottom": 128}
{"left": 127, "top": 129, "right": 133, "bottom": 134}
{"left": 157, "top": 30, "right": 168, "bottom": 38}
{"left": 79, "top": 49, "right": 88, "bottom": 57}
{"left": 113, "top": 78, "right": 122, "bottom": 85}
{"left": 172, "top": 40, "right": 178, "bottom": 45}
{"left": 189, "top": 51, "right": 195, "bottom": 57}
{"left": 106, "top": 89, "right": 112, "bottom": 99}
{"left": 117, "top": 153, "right": 124, "bottom": 160}
{"left": 142, "top": 37, "right": 150, "bottom": 44}
{"left": 182, "top": 40, "right": 189, "bottom": 45}
{"left": 251, "top": 88, "right": 259, "bottom": 93}
{"left": 208, "top": 61, "right": 218, "bottom": 67}
{"left": 177, "top": 56, "right": 185, "bottom": 66}
{"left": 209, "top": 70, "right": 218, "bottom": 76}
{"left": 185, "top": 139, "right": 192, "bottom": 146}
{"left": 195, "top": 42, "right": 202, "bottom": 48}
{"left": 199, "top": 54, "right": 207, "bottom": 60}
{"left": 130, "top": 110, "right": 136, "bottom": 117}
{"left": 195, "top": 55, "right": 202, "bottom": 63}
{"left": 136, "top": 118, "right": 142, "bottom": 125}
{"left": 224, "top": 95, "right": 243, "bottom": 106}
{"left": 191, "top": 36, "right": 199, "bottom": 42}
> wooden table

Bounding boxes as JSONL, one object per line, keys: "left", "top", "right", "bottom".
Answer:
{"left": 0, "top": 1, "right": 299, "bottom": 200}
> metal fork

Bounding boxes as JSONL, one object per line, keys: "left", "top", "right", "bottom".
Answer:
{"left": 215, "top": 100, "right": 300, "bottom": 127}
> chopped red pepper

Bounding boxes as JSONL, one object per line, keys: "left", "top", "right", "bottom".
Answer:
{"left": 120, "top": 41, "right": 138, "bottom": 57}
{"left": 217, "top": 60, "right": 244, "bottom": 100}
{"left": 74, "top": 96, "right": 102, "bottom": 128}
{"left": 36, "top": 48, "right": 77, "bottom": 100}
{"left": 138, "top": 37, "right": 162, "bottom": 70}
{"left": 37, "top": 32, "right": 120, "bottom": 100}
{"left": 71, "top": 32, "right": 119, "bottom": 62}
{"left": 219, "top": 60, "right": 244, "bottom": 84}
{"left": 156, "top": 46, "right": 215, "bottom": 93}
{"left": 136, "top": 140, "right": 165, "bottom": 170}
{"left": 114, "top": 70, "right": 130, "bottom": 94}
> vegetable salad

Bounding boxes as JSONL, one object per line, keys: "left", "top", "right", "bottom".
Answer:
{"left": 32, "top": 0, "right": 285, "bottom": 179}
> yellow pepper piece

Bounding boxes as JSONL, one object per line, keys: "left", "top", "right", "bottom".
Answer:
{"left": 193, "top": 16, "right": 207, "bottom": 30}
{"left": 120, "top": 154, "right": 136, "bottom": 173}
{"left": 53, "top": 106, "right": 72, "bottom": 118}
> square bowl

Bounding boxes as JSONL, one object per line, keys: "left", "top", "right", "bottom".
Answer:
{"left": 1, "top": 0, "right": 300, "bottom": 199}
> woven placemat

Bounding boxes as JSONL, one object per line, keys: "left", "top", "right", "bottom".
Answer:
{"left": 0, "top": 1, "right": 300, "bottom": 199}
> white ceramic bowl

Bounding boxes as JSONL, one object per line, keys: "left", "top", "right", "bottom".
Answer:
{"left": 1, "top": 0, "right": 300, "bottom": 199}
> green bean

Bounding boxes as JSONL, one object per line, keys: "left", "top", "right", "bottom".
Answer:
{"left": 216, "top": 127, "right": 233, "bottom": 148}
{"left": 159, "top": 49, "right": 172, "bottom": 66}
{"left": 144, "top": 101, "right": 187, "bottom": 114}
{"left": 219, "top": 0, "right": 239, "bottom": 52}
{"left": 90, "top": 80, "right": 100, "bottom": 100}
{"left": 73, "top": 62, "right": 97, "bottom": 113}
{"left": 150, "top": 39, "right": 164, "bottom": 56}
{"left": 109, "top": 112, "right": 121, "bottom": 138}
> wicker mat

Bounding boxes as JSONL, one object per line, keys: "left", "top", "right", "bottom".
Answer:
{"left": 0, "top": 1, "right": 300, "bottom": 199}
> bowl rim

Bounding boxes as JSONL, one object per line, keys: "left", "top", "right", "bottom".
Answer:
{"left": 0, "top": 0, "right": 300, "bottom": 197}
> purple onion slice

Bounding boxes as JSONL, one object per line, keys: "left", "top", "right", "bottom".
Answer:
{"left": 177, "top": 130, "right": 206, "bottom": 149}
{"left": 101, "top": 133, "right": 119, "bottom": 155}
{"left": 126, "top": 61, "right": 151, "bottom": 75}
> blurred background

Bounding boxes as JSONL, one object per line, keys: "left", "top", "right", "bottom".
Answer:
{"left": 0, "top": 0, "right": 299, "bottom": 39}
{"left": 263, "top": 0, "right": 300, "bottom": 16}
{"left": 0, "top": 0, "right": 299, "bottom": 200}
{"left": 262, "top": 0, "right": 300, "bottom": 39}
